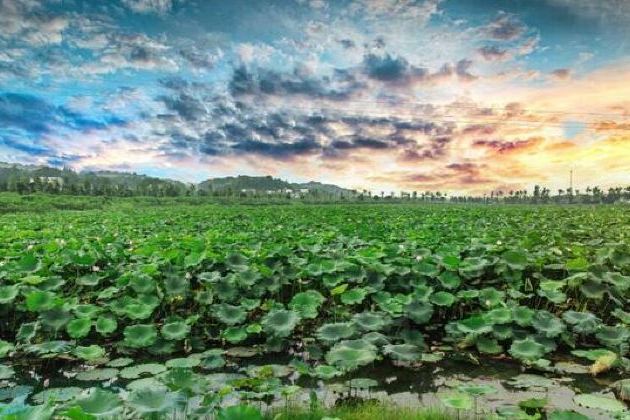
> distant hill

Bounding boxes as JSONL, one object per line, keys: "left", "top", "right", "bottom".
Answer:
{"left": 0, "top": 162, "right": 355, "bottom": 196}
{"left": 198, "top": 175, "right": 356, "bottom": 195}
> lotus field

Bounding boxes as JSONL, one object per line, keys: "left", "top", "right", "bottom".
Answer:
{"left": 0, "top": 203, "right": 629, "bottom": 418}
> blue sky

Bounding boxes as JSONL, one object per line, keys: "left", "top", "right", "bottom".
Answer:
{"left": 0, "top": 0, "right": 629, "bottom": 193}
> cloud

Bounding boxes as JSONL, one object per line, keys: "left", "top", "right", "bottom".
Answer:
{"left": 473, "top": 137, "right": 542, "bottom": 154}
{"left": 477, "top": 46, "right": 510, "bottom": 61}
{"left": 483, "top": 12, "right": 526, "bottom": 41}
{"left": 0, "top": 0, "right": 69, "bottom": 46}
{"left": 121, "top": 0, "right": 174, "bottom": 15}
{"left": 550, "top": 68, "right": 571, "bottom": 80}
{"left": 229, "top": 65, "right": 364, "bottom": 100}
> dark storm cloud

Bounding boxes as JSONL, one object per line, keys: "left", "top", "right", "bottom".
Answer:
{"left": 455, "top": 59, "right": 477, "bottom": 82}
{"left": 550, "top": 68, "right": 571, "bottom": 80}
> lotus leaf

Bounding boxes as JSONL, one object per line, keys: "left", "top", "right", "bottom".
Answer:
{"left": 161, "top": 320, "right": 190, "bottom": 341}
{"left": 562, "top": 311, "right": 601, "bottom": 334}
{"left": 261, "top": 309, "right": 300, "bottom": 337}
{"left": 0, "top": 284, "right": 19, "bottom": 304}
{"left": 32, "top": 387, "right": 82, "bottom": 404}
{"left": 509, "top": 338, "right": 546, "bottom": 361}
{"left": 596, "top": 325, "right": 630, "bottom": 347}
{"left": 383, "top": 343, "right": 422, "bottom": 361}
{"left": 66, "top": 317, "right": 92, "bottom": 338}
{"left": 430, "top": 291, "right": 456, "bottom": 307}
{"left": 213, "top": 303, "right": 248, "bottom": 325}
{"left": 71, "top": 388, "right": 122, "bottom": 417}
{"left": 532, "top": 311, "right": 566, "bottom": 338}
{"left": 316, "top": 322, "right": 357, "bottom": 342}
{"left": 352, "top": 312, "right": 390, "bottom": 331}
{"left": 573, "top": 393, "right": 626, "bottom": 412}
{"left": 75, "top": 368, "right": 119, "bottom": 381}
{"left": 405, "top": 301, "right": 434, "bottom": 324}
{"left": 165, "top": 357, "right": 200, "bottom": 368}
{"left": 127, "top": 388, "right": 183, "bottom": 414}
{"left": 120, "top": 363, "right": 167, "bottom": 379}
{"left": 340, "top": 287, "right": 368, "bottom": 305}
{"left": 439, "top": 392, "right": 473, "bottom": 410}
{"left": 123, "top": 324, "right": 158, "bottom": 348}
{"left": 95, "top": 315, "right": 117, "bottom": 335}
{"left": 73, "top": 344, "right": 105, "bottom": 361}
{"left": 325, "top": 339, "right": 377, "bottom": 370}
{"left": 289, "top": 290, "right": 325, "bottom": 319}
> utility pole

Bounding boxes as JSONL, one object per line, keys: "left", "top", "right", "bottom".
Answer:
{"left": 570, "top": 168, "right": 573, "bottom": 191}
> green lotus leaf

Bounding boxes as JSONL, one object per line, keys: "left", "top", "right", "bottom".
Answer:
{"left": 438, "top": 271, "right": 461, "bottom": 289}
{"left": 32, "top": 387, "right": 82, "bottom": 404}
{"left": 532, "top": 311, "right": 566, "bottom": 338}
{"left": 316, "top": 322, "right": 357, "bottom": 343}
{"left": 26, "top": 340, "right": 73, "bottom": 355}
{"left": 289, "top": 290, "right": 325, "bottom": 319}
{"left": 123, "top": 324, "right": 158, "bottom": 348}
{"left": 509, "top": 338, "right": 546, "bottom": 361}
{"left": 492, "top": 324, "right": 513, "bottom": 340}
{"left": 222, "top": 326, "right": 248, "bottom": 343}
{"left": 459, "top": 257, "right": 488, "bottom": 279}
{"left": 479, "top": 287, "right": 505, "bottom": 308}
{"left": 213, "top": 278, "right": 239, "bottom": 302}
{"left": 603, "top": 272, "right": 630, "bottom": 292}
{"left": 126, "top": 377, "right": 168, "bottom": 392}
{"left": 538, "top": 280, "right": 567, "bottom": 304}
{"left": 0, "top": 364, "right": 15, "bottom": 380}
{"left": 562, "top": 311, "right": 601, "bottom": 334}
{"left": 75, "top": 368, "right": 119, "bottom": 381}
{"left": 439, "top": 392, "right": 473, "bottom": 410}
{"left": 73, "top": 304, "right": 101, "bottom": 319}
{"left": 165, "top": 357, "right": 200, "bottom": 368}
{"left": 612, "top": 309, "right": 630, "bottom": 324}
{"left": 458, "top": 383, "right": 497, "bottom": 396}
{"left": 349, "top": 377, "right": 378, "bottom": 389}
{"left": 503, "top": 250, "right": 528, "bottom": 270}
{"left": 362, "top": 332, "right": 390, "bottom": 347}
{"left": 313, "top": 364, "right": 343, "bottom": 379}
{"left": 383, "top": 343, "right": 422, "bottom": 362}
{"left": 456, "top": 292, "right": 479, "bottom": 304}
{"left": 25, "top": 290, "right": 56, "bottom": 311}
{"left": 127, "top": 388, "right": 183, "bottom": 415}
{"left": 512, "top": 306, "right": 535, "bottom": 327}
{"left": 0, "top": 284, "right": 20, "bottom": 304}
{"left": 17, "top": 321, "right": 39, "bottom": 342}
{"left": 405, "top": 301, "right": 434, "bottom": 324}
{"left": 212, "top": 304, "right": 248, "bottom": 325}
{"left": 457, "top": 315, "right": 492, "bottom": 335}
{"left": 430, "top": 291, "right": 456, "bottom": 307}
{"left": 573, "top": 393, "right": 626, "bottom": 412}
{"left": 161, "top": 320, "right": 190, "bottom": 341}
{"left": 0, "top": 340, "right": 15, "bottom": 358}
{"left": 73, "top": 345, "right": 105, "bottom": 361}
{"left": 95, "top": 315, "right": 117, "bottom": 335}
{"left": 148, "top": 339, "right": 177, "bottom": 355}
{"left": 352, "top": 312, "right": 390, "bottom": 331}
{"left": 120, "top": 363, "right": 167, "bottom": 379}
{"left": 226, "top": 346, "right": 259, "bottom": 358}
{"left": 486, "top": 308, "right": 512, "bottom": 324}
{"left": 548, "top": 411, "right": 589, "bottom": 420}
{"left": 476, "top": 336, "right": 503, "bottom": 354}
{"left": 398, "top": 329, "right": 426, "bottom": 348}
{"left": 507, "top": 373, "right": 556, "bottom": 389}
{"left": 40, "top": 307, "right": 72, "bottom": 330}
{"left": 580, "top": 280, "right": 607, "bottom": 299}
{"left": 613, "top": 379, "right": 630, "bottom": 402}
{"left": 106, "top": 357, "right": 134, "bottom": 368}
{"left": 129, "top": 273, "right": 156, "bottom": 294}
{"left": 261, "top": 309, "right": 300, "bottom": 338}
{"left": 240, "top": 298, "right": 261, "bottom": 311}
{"left": 325, "top": 339, "right": 377, "bottom": 370}
{"left": 422, "top": 352, "right": 445, "bottom": 362}
{"left": 76, "top": 273, "right": 102, "bottom": 287}
{"left": 235, "top": 269, "right": 261, "bottom": 287}
{"left": 217, "top": 405, "right": 263, "bottom": 420}
{"left": 340, "top": 287, "right": 368, "bottom": 305}
{"left": 66, "top": 317, "right": 92, "bottom": 339}
{"left": 163, "top": 274, "right": 190, "bottom": 296}
{"left": 118, "top": 301, "right": 155, "bottom": 320}
{"left": 596, "top": 325, "right": 630, "bottom": 347}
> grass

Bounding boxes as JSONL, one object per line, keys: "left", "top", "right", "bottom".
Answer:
{"left": 266, "top": 402, "right": 456, "bottom": 420}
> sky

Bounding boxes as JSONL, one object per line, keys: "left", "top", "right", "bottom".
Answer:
{"left": 0, "top": 0, "right": 629, "bottom": 194}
